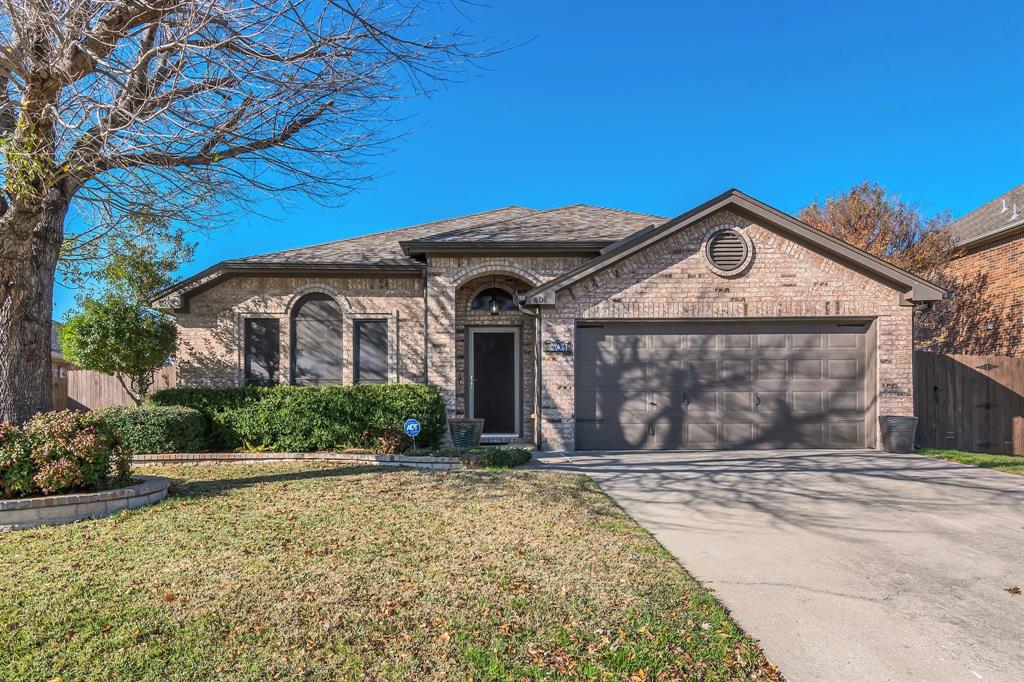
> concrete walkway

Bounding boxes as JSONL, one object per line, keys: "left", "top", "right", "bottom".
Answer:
{"left": 534, "top": 450, "right": 1024, "bottom": 682}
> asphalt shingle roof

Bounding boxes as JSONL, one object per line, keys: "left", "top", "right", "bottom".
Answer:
{"left": 226, "top": 204, "right": 664, "bottom": 266}
{"left": 412, "top": 204, "right": 665, "bottom": 244}
{"left": 229, "top": 206, "right": 536, "bottom": 267}
{"left": 947, "top": 184, "right": 1024, "bottom": 244}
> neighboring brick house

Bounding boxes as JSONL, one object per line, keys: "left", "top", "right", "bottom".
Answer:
{"left": 153, "top": 189, "right": 943, "bottom": 451}
{"left": 916, "top": 184, "right": 1023, "bottom": 357}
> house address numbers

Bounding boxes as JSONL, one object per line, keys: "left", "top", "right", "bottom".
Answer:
{"left": 543, "top": 340, "right": 572, "bottom": 353}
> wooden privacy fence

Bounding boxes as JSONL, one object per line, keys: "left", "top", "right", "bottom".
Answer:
{"left": 64, "top": 366, "right": 177, "bottom": 411}
{"left": 914, "top": 352, "right": 1024, "bottom": 455}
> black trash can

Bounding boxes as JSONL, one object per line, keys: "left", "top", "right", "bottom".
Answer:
{"left": 879, "top": 416, "right": 918, "bottom": 453}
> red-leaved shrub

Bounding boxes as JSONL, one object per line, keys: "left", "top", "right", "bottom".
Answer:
{"left": 0, "top": 411, "right": 130, "bottom": 498}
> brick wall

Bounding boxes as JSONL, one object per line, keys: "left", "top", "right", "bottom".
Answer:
{"left": 175, "top": 274, "right": 426, "bottom": 387}
{"left": 916, "top": 230, "right": 1023, "bottom": 357}
{"left": 537, "top": 210, "right": 914, "bottom": 450}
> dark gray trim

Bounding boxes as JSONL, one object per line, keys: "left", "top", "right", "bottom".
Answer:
{"left": 523, "top": 189, "right": 946, "bottom": 305}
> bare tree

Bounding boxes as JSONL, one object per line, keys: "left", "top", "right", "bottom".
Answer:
{"left": 0, "top": 0, "right": 483, "bottom": 422}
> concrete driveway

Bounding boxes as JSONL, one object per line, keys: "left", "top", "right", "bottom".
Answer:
{"left": 534, "top": 449, "right": 1024, "bottom": 682}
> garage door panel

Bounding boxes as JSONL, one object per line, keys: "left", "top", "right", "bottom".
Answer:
{"left": 792, "top": 359, "right": 824, "bottom": 381}
{"left": 828, "top": 334, "right": 860, "bottom": 349}
{"left": 575, "top": 322, "right": 870, "bottom": 450}
{"left": 722, "top": 359, "right": 753, "bottom": 383}
{"left": 686, "top": 360, "right": 718, "bottom": 383}
{"left": 756, "top": 391, "right": 789, "bottom": 413}
{"left": 723, "top": 390, "right": 754, "bottom": 412}
{"left": 721, "top": 334, "right": 753, "bottom": 349}
{"left": 576, "top": 422, "right": 649, "bottom": 450}
{"left": 651, "top": 334, "right": 686, "bottom": 349}
{"left": 828, "top": 359, "right": 860, "bottom": 380}
{"left": 756, "top": 359, "right": 788, "bottom": 380}
{"left": 830, "top": 422, "right": 864, "bottom": 447}
{"left": 792, "top": 391, "right": 825, "bottom": 416}
{"left": 757, "top": 333, "right": 788, "bottom": 349}
{"left": 686, "top": 392, "right": 719, "bottom": 415}
{"left": 686, "top": 422, "right": 719, "bottom": 447}
{"left": 722, "top": 422, "right": 755, "bottom": 447}
{"left": 792, "top": 333, "right": 824, "bottom": 349}
{"left": 828, "top": 390, "right": 860, "bottom": 412}
{"left": 577, "top": 391, "right": 652, "bottom": 421}
{"left": 757, "top": 422, "right": 826, "bottom": 448}
{"left": 687, "top": 335, "right": 719, "bottom": 351}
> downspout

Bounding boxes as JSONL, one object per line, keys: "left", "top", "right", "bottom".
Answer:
{"left": 421, "top": 268, "right": 429, "bottom": 385}
{"left": 516, "top": 297, "right": 543, "bottom": 451}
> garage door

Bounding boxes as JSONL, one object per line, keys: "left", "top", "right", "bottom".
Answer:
{"left": 574, "top": 321, "right": 873, "bottom": 450}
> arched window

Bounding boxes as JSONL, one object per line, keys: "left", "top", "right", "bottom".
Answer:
{"left": 290, "top": 293, "right": 343, "bottom": 385}
{"left": 470, "top": 287, "right": 517, "bottom": 315}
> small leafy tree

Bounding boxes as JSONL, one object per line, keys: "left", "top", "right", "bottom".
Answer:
{"left": 59, "top": 296, "right": 176, "bottom": 405}
{"left": 799, "top": 181, "right": 954, "bottom": 280}
{"left": 58, "top": 213, "right": 187, "bottom": 405}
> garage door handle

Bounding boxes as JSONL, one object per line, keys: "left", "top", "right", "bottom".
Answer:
{"left": 754, "top": 392, "right": 761, "bottom": 410}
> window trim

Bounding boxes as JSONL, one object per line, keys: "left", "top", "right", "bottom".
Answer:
{"left": 345, "top": 312, "right": 398, "bottom": 384}
{"left": 352, "top": 318, "right": 390, "bottom": 385}
{"left": 242, "top": 316, "right": 282, "bottom": 386}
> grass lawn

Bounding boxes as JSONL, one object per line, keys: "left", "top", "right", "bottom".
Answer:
{"left": 0, "top": 463, "right": 779, "bottom": 681}
{"left": 919, "top": 448, "right": 1024, "bottom": 476}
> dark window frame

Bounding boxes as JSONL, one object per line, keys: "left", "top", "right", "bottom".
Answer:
{"left": 243, "top": 317, "right": 281, "bottom": 386}
{"left": 353, "top": 318, "right": 389, "bottom": 385}
{"left": 290, "top": 293, "right": 344, "bottom": 386}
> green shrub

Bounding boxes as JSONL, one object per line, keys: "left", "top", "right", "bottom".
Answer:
{"left": 149, "top": 383, "right": 446, "bottom": 452}
{"left": 149, "top": 387, "right": 272, "bottom": 449}
{"left": 0, "top": 411, "right": 129, "bottom": 499}
{"left": 94, "top": 405, "right": 207, "bottom": 454}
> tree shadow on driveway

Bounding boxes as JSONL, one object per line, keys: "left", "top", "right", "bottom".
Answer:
{"left": 537, "top": 450, "right": 1024, "bottom": 539}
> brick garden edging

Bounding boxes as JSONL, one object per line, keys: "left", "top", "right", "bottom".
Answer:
{"left": 0, "top": 476, "right": 170, "bottom": 532}
{"left": 133, "top": 452, "right": 465, "bottom": 471}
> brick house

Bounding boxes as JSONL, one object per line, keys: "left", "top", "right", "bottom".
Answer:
{"left": 916, "top": 184, "right": 1024, "bottom": 357}
{"left": 153, "top": 189, "right": 943, "bottom": 451}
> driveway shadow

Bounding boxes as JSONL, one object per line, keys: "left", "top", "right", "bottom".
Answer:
{"left": 537, "top": 450, "right": 1024, "bottom": 539}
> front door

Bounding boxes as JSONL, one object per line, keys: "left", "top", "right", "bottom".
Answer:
{"left": 468, "top": 328, "right": 520, "bottom": 437}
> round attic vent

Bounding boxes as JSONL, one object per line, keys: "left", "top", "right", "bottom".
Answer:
{"left": 706, "top": 229, "right": 748, "bottom": 272}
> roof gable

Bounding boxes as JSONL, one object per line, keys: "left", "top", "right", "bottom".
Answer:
{"left": 524, "top": 189, "right": 945, "bottom": 305}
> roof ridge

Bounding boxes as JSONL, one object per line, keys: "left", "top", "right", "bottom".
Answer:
{"left": 572, "top": 202, "right": 667, "bottom": 219}
{"left": 227, "top": 205, "right": 536, "bottom": 262}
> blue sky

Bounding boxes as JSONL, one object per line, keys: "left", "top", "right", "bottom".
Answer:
{"left": 54, "top": 0, "right": 1023, "bottom": 317}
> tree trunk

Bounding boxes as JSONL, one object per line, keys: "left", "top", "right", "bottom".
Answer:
{"left": 0, "top": 188, "right": 70, "bottom": 424}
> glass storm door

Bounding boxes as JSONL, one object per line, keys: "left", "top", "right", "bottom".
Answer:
{"left": 469, "top": 328, "right": 520, "bottom": 437}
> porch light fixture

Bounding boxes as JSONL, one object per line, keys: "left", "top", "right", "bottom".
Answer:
{"left": 489, "top": 296, "right": 500, "bottom": 316}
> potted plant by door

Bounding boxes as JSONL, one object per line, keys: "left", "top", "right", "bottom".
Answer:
{"left": 448, "top": 416, "right": 485, "bottom": 450}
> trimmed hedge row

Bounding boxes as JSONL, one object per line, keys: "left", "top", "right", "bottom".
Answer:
{"left": 149, "top": 384, "right": 447, "bottom": 452}
{"left": 95, "top": 405, "right": 207, "bottom": 454}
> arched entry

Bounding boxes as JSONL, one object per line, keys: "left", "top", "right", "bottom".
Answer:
{"left": 290, "top": 293, "right": 343, "bottom": 385}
